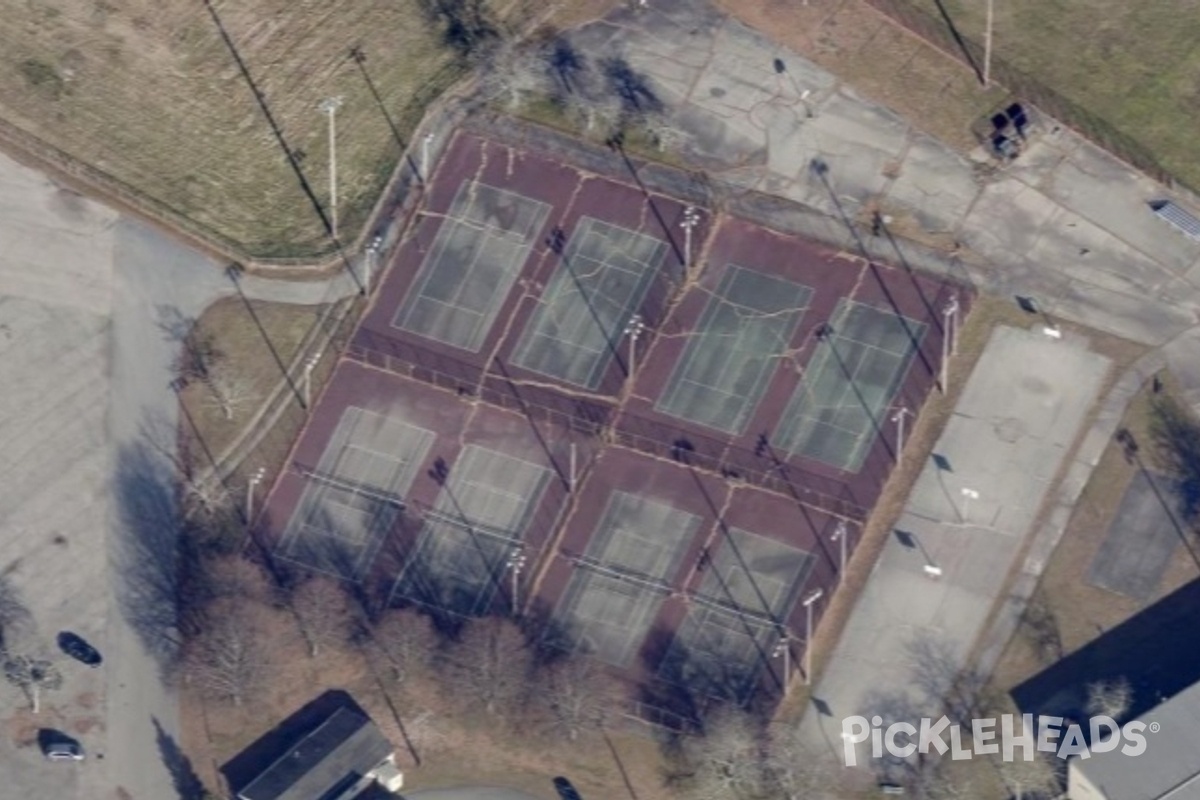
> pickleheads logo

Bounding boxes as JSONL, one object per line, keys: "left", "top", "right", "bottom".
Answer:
{"left": 841, "top": 713, "right": 1152, "bottom": 766}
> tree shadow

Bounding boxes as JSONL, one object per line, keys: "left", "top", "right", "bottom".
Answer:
{"left": 416, "top": 0, "right": 500, "bottom": 62}
{"left": 113, "top": 439, "right": 204, "bottom": 677}
{"left": 154, "top": 717, "right": 207, "bottom": 800}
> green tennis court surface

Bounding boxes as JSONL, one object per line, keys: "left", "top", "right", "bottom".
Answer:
{"left": 775, "top": 300, "right": 926, "bottom": 472}
{"left": 393, "top": 181, "right": 549, "bottom": 351}
{"left": 278, "top": 407, "right": 434, "bottom": 580}
{"left": 511, "top": 217, "right": 668, "bottom": 388}
{"left": 392, "top": 445, "right": 551, "bottom": 615}
{"left": 555, "top": 491, "right": 700, "bottom": 666}
{"left": 657, "top": 265, "right": 812, "bottom": 434}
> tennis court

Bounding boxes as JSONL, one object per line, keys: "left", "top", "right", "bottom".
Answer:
{"left": 555, "top": 491, "right": 701, "bottom": 666}
{"left": 392, "top": 181, "right": 549, "bottom": 351}
{"left": 392, "top": 444, "right": 552, "bottom": 616}
{"left": 277, "top": 407, "right": 435, "bottom": 581}
{"left": 774, "top": 299, "right": 926, "bottom": 472}
{"left": 656, "top": 265, "right": 812, "bottom": 434}
{"left": 511, "top": 217, "right": 669, "bottom": 389}
{"left": 661, "top": 529, "right": 814, "bottom": 701}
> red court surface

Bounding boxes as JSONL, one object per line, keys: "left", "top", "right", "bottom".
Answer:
{"left": 260, "top": 128, "right": 971, "bottom": 710}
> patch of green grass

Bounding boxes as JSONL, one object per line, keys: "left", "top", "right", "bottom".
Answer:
{"left": 914, "top": 0, "right": 1200, "bottom": 190}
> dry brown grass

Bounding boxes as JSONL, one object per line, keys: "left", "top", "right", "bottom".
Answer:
{"left": 178, "top": 296, "right": 328, "bottom": 473}
{"left": 0, "top": 0, "right": 614, "bottom": 259}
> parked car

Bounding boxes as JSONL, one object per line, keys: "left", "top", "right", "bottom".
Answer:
{"left": 57, "top": 632, "right": 102, "bottom": 667}
{"left": 43, "top": 739, "right": 85, "bottom": 761}
{"left": 552, "top": 777, "right": 582, "bottom": 800}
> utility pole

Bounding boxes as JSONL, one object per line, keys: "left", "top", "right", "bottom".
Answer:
{"left": 624, "top": 314, "right": 646, "bottom": 377}
{"left": 507, "top": 549, "right": 527, "bottom": 617}
{"left": 302, "top": 353, "right": 320, "bottom": 408}
{"left": 802, "top": 589, "right": 823, "bottom": 685}
{"left": 364, "top": 234, "right": 382, "bottom": 291}
{"left": 247, "top": 466, "right": 266, "bottom": 523}
{"left": 891, "top": 405, "right": 912, "bottom": 463}
{"left": 984, "top": 0, "right": 995, "bottom": 88}
{"left": 319, "top": 97, "right": 344, "bottom": 240}
{"left": 680, "top": 206, "right": 700, "bottom": 273}
{"left": 831, "top": 521, "right": 849, "bottom": 584}
{"left": 421, "top": 132, "right": 434, "bottom": 181}
{"left": 773, "top": 634, "right": 791, "bottom": 696}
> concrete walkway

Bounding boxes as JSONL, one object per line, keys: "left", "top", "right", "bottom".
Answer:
{"left": 0, "top": 148, "right": 356, "bottom": 800}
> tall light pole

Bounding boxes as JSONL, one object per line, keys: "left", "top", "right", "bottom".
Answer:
{"left": 319, "top": 97, "right": 344, "bottom": 240}
{"left": 247, "top": 466, "right": 266, "bottom": 523}
{"left": 960, "top": 487, "right": 980, "bottom": 524}
{"left": 802, "top": 589, "right": 823, "bottom": 685}
{"left": 984, "top": 0, "right": 995, "bottom": 88}
{"left": 773, "top": 634, "right": 791, "bottom": 696}
{"left": 364, "top": 234, "right": 382, "bottom": 291}
{"left": 302, "top": 353, "right": 320, "bottom": 408}
{"left": 831, "top": 520, "right": 849, "bottom": 584}
{"left": 680, "top": 205, "right": 700, "bottom": 272}
{"left": 891, "top": 405, "right": 912, "bottom": 463}
{"left": 940, "top": 294, "right": 959, "bottom": 394}
{"left": 624, "top": 314, "right": 646, "bottom": 377}
{"left": 421, "top": 132, "right": 434, "bottom": 181}
{"left": 507, "top": 549, "right": 527, "bottom": 617}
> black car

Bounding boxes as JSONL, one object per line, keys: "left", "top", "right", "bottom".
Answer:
{"left": 57, "top": 632, "right": 102, "bottom": 667}
{"left": 552, "top": 777, "right": 583, "bottom": 800}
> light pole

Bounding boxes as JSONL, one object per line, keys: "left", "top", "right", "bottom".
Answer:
{"left": 831, "top": 520, "right": 849, "bottom": 584}
{"left": 773, "top": 634, "right": 791, "bottom": 695}
{"left": 421, "top": 132, "right": 434, "bottom": 181}
{"left": 624, "top": 314, "right": 646, "bottom": 377}
{"left": 302, "top": 353, "right": 320, "bottom": 408}
{"left": 944, "top": 293, "right": 960, "bottom": 355}
{"left": 506, "top": 549, "right": 527, "bottom": 617}
{"left": 984, "top": 0, "right": 995, "bottom": 88}
{"left": 960, "top": 487, "right": 980, "bottom": 523}
{"left": 940, "top": 294, "right": 959, "bottom": 393}
{"left": 799, "top": 88, "right": 814, "bottom": 119}
{"left": 891, "top": 405, "right": 912, "bottom": 464}
{"left": 364, "top": 235, "right": 382, "bottom": 291}
{"left": 319, "top": 97, "right": 344, "bottom": 240}
{"left": 247, "top": 466, "right": 266, "bottom": 523}
{"left": 680, "top": 205, "right": 700, "bottom": 272}
{"left": 802, "top": 589, "right": 823, "bottom": 685}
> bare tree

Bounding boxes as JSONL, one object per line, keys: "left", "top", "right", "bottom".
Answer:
{"left": 448, "top": 615, "right": 532, "bottom": 717}
{"left": 992, "top": 751, "right": 1062, "bottom": 800}
{"left": 1020, "top": 593, "right": 1062, "bottom": 663}
{"left": 1086, "top": 677, "right": 1133, "bottom": 720}
{"left": 0, "top": 571, "right": 33, "bottom": 651}
{"left": 184, "top": 604, "right": 268, "bottom": 707}
{"left": 203, "top": 366, "right": 258, "bottom": 422}
{"left": 762, "top": 722, "right": 839, "bottom": 800}
{"left": 3, "top": 653, "right": 62, "bottom": 713}
{"left": 679, "top": 706, "right": 767, "bottom": 800}
{"left": 539, "top": 655, "right": 624, "bottom": 742}
{"left": 369, "top": 608, "right": 442, "bottom": 685}
{"left": 291, "top": 577, "right": 356, "bottom": 658}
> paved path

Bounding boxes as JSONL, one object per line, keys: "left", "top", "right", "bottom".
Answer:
{"left": 0, "top": 149, "right": 355, "bottom": 800}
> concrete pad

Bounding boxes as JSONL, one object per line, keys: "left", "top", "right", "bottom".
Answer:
{"left": 884, "top": 134, "right": 980, "bottom": 234}
{"left": 1045, "top": 147, "right": 1199, "bottom": 275}
{"left": 1052, "top": 280, "right": 1196, "bottom": 346}
{"left": 801, "top": 327, "right": 1109, "bottom": 756}
{"left": 1086, "top": 471, "right": 1181, "bottom": 601}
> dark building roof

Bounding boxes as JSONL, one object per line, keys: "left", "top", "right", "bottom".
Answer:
{"left": 237, "top": 708, "right": 393, "bottom": 800}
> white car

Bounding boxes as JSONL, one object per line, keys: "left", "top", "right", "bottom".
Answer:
{"left": 44, "top": 741, "right": 85, "bottom": 761}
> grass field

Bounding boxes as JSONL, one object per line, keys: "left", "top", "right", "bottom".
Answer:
{"left": 0, "top": 0, "right": 603, "bottom": 259}
{"left": 721, "top": 0, "right": 1200, "bottom": 193}
{"left": 919, "top": 0, "right": 1200, "bottom": 191}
